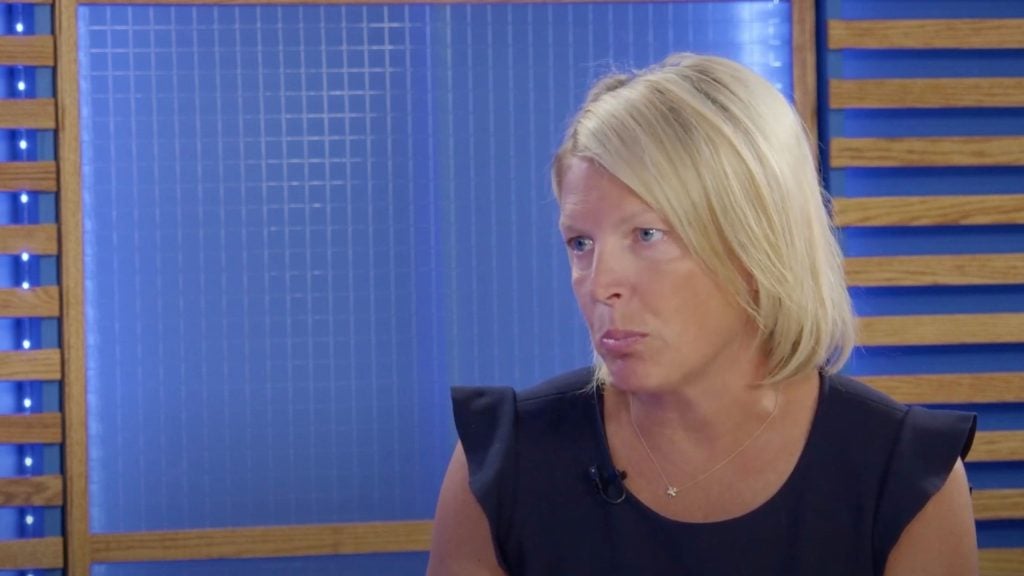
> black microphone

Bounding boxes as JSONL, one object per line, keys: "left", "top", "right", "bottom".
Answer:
{"left": 589, "top": 465, "right": 627, "bottom": 504}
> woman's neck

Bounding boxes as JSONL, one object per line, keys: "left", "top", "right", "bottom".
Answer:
{"left": 611, "top": 347, "right": 782, "bottom": 449}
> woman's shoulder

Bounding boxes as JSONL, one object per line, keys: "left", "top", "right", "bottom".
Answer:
{"left": 451, "top": 366, "right": 594, "bottom": 414}
{"left": 517, "top": 366, "right": 595, "bottom": 405}
{"left": 821, "top": 374, "right": 977, "bottom": 572}
{"left": 450, "top": 366, "right": 596, "bottom": 443}
{"left": 822, "top": 372, "right": 975, "bottom": 444}
{"left": 818, "top": 372, "right": 975, "bottom": 457}
{"left": 824, "top": 372, "right": 908, "bottom": 419}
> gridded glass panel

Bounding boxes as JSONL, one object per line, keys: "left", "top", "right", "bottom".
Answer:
{"left": 79, "top": 2, "right": 792, "bottom": 532}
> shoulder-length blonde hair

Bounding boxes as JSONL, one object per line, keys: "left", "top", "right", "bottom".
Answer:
{"left": 552, "top": 53, "right": 855, "bottom": 386}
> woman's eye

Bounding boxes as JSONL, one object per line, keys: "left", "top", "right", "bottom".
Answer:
{"left": 566, "top": 236, "right": 593, "bottom": 253}
{"left": 637, "top": 228, "right": 665, "bottom": 243}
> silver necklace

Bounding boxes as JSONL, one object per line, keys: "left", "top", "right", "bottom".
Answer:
{"left": 628, "top": 388, "right": 780, "bottom": 498}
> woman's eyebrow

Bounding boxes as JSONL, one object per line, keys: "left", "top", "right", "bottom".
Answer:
{"left": 557, "top": 220, "right": 584, "bottom": 236}
{"left": 559, "top": 207, "right": 661, "bottom": 234}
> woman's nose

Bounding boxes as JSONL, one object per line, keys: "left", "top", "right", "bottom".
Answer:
{"left": 588, "top": 246, "right": 628, "bottom": 304}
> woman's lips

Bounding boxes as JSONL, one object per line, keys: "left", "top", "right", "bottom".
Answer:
{"left": 598, "top": 329, "right": 648, "bottom": 355}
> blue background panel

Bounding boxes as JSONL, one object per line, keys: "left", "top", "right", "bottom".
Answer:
{"left": 79, "top": 2, "right": 792, "bottom": 533}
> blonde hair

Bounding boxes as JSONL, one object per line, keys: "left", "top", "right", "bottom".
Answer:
{"left": 552, "top": 53, "right": 855, "bottom": 386}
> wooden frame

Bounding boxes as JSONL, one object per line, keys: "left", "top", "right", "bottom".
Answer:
{"left": 56, "top": 0, "right": 92, "bottom": 572}
{"left": 91, "top": 521, "right": 433, "bottom": 563}
{"left": 791, "top": 0, "right": 817, "bottom": 148}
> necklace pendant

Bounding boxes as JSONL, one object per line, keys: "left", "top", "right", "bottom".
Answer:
{"left": 666, "top": 486, "right": 678, "bottom": 498}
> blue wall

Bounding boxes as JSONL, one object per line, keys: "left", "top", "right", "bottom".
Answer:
{"left": 78, "top": 2, "right": 791, "bottom": 573}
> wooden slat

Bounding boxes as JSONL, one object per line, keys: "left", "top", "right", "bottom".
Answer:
{"left": 863, "top": 373, "right": 1024, "bottom": 405}
{"left": 0, "top": 224, "right": 58, "bottom": 255}
{"left": 0, "top": 537, "right": 63, "bottom": 569}
{"left": 0, "top": 474, "right": 63, "bottom": 507}
{"left": 829, "top": 19, "right": 1024, "bottom": 50}
{"left": 858, "top": 314, "right": 1024, "bottom": 346}
{"left": 831, "top": 137, "right": 1024, "bottom": 168}
{"left": 833, "top": 195, "right": 1024, "bottom": 227}
{"left": 845, "top": 254, "right": 1024, "bottom": 287}
{"left": 0, "top": 413, "right": 63, "bottom": 444}
{"left": 0, "top": 36, "right": 55, "bottom": 67}
{"left": 831, "top": 78, "right": 1024, "bottom": 109}
{"left": 974, "top": 489, "right": 1024, "bottom": 521}
{"left": 0, "top": 286, "right": 60, "bottom": 317}
{"left": 791, "top": 0, "right": 817, "bottom": 155}
{"left": 970, "top": 431, "right": 1024, "bottom": 463}
{"left": 0, "top": 349, "right": 61, "bottom": 380}
{"left": 0, "top": 161, "right": 58, "bottom": 192}
{"left": 0, "top": 99, "right": 57, "bottom": 129}
{"left": 91, "top": 521, "right": 433, "bottom": 563}
{"left": 981, "top": 548, "right": 1024, "bottom": 576}
{"left": 56, "top": 1, "right": 91, "bottom": 573}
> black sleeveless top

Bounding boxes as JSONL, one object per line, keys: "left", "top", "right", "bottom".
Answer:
{"left": 451, "top": 368, "right": 976, "bottom": 576}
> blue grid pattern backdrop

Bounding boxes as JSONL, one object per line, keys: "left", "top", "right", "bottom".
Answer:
{"left": 78, "top": 3, "right": 792, "bottom": 571}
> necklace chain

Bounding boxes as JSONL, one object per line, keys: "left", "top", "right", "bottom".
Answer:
{"left": 628, "top": 388, "right": 780, "bottom": 498}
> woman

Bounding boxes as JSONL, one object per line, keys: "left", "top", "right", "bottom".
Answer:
{"left": 427, "top": 53, "right": 977, "bottom": 575}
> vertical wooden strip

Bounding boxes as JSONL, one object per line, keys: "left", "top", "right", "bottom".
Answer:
{"left": 791, "top": 0, "right": 819, "bottom": 163}
{"left": 54, "top": 0, "right": 90, "bottom": 573}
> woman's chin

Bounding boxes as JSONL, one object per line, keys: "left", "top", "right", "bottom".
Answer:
{"left": 604, "top": 360, "right": 653, "bottom": 391}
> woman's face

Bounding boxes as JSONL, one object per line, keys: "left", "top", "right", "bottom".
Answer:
{"left": 558, "top": 158, "right": 756, "bottom": 393}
